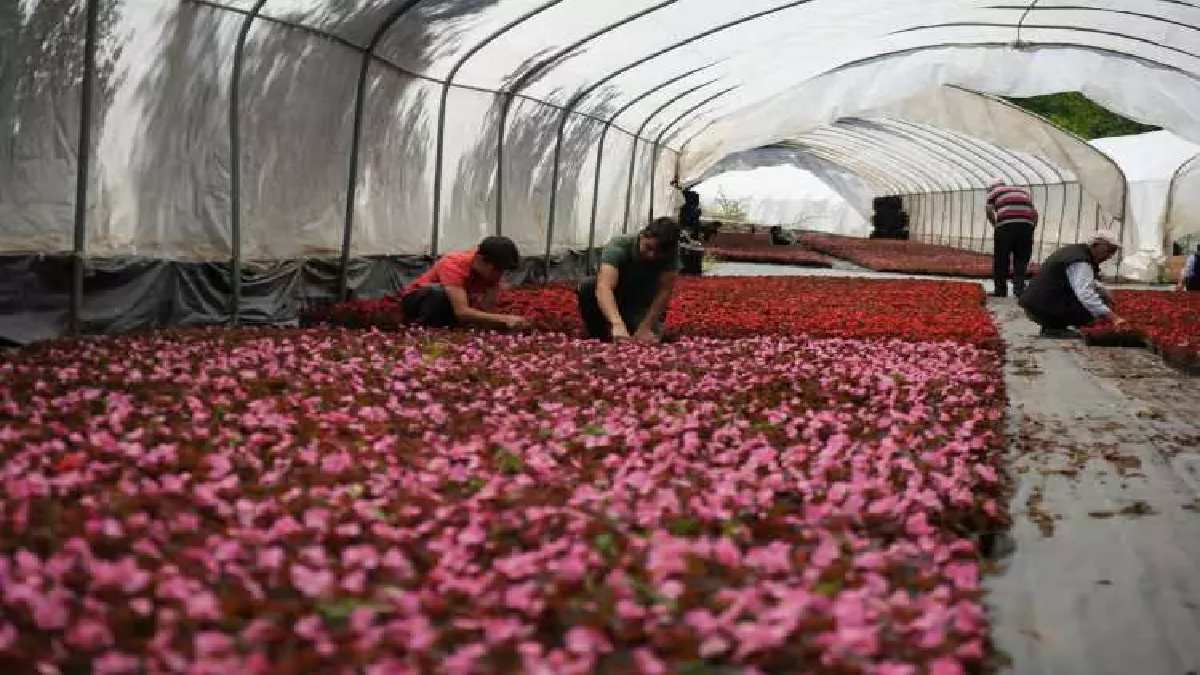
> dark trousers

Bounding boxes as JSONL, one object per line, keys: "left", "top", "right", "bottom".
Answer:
{"left": 993, "top": 223, "right": 1035, "bottom": 296}
{"left": 401, "top": 285, "right": 457, "bottom": 327}
{"left": 576, "top": 277, "right": 651, "bottom": 340}
{"left": 1022, "top": 304, "right": 1095, "bottom": 331}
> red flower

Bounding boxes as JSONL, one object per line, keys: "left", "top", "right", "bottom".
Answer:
{"left": 799, "top": 232, "right": 1039, "bottom": 279}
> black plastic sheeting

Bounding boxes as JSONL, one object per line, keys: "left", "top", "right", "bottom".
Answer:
{"left": 0, "top": 251, "right": 598, "bottom": 346}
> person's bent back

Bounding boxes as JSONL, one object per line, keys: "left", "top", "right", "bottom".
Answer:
{"left": 578, "top": 218, "right": 681, "bottom": 343}
{"left": 401, "top": 236, "right": 529, "bottom": 330}
{"left": 1019, "top": 230, "right": 1128, "bottom": 338}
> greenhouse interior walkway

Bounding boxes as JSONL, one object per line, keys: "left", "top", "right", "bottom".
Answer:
{"left": 985, "top": 297, "right": 1200, "bottom": 675}
{"left": 712, "top": 261, "right": 1200, "bottom": 674}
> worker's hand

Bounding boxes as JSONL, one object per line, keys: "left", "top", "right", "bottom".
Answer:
{"left": 501, "top": 315, "right": 529, "bottom": 330}
{"left": 610, "top": 324, "right": 631, "bottom": 342}
{"left": 633, "top": 327, "right": 660, "bottom": 344}
{"left": 1110, "top": 315, "right": 1129, "bottom": 329}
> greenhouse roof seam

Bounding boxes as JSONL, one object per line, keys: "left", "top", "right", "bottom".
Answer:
{"left": 953, "top": 84, "right": 1130, "bottom": 190}
{"left": 184, "top": 0, "right": 677, "bottom": 150}
{"left": 791, "top": 134, "right": 936, "bottom": 193}
{"left": 807, "top": 126, "right": 956, "bottom": 192}
{"left": 892, "top": 22, "right": 1200, "bottom": 60}
{"left": 821, "top": 41, "right": 1200, "bottom": 82}
{"left": 998, "top": 5, "right": 1200, "bottom": 37}
{"left": 855, "top": 119, "right": 994, "bottom": 188}
{"left": 883, "top": 118, "right": 1028, "bottom": 187}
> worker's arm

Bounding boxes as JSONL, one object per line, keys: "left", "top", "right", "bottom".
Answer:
{"left": 478, "top": 285, "right": 500, "bottom": 311}
{"left": 444, "top": 285, "right": 526, "bottom": 329}
{"left": 595, "top": 264, "right": 629, "bottom": 339}
{"left": 633, "top": 270, "right": 678, "bottom": 343}
{"left": 1066, "top": 263, "right": 1127, "bottom": 327}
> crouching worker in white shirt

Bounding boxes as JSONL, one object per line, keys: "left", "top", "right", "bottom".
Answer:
{"left": 1018, "top": 229, "right": 1130, "bottom": 339}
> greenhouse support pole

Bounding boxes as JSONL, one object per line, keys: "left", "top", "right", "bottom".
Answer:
{"left": 924, "top": 193, "right": 934, "bottom": 243}
{"left": 1054, "top": 182, "right": 1070, "bottom": 255}
{"left": 70, "top": 0, "right": 100, "bottom": 337}
{"left": 960, "top": 186, "right": 969, "bottom": 247}
{"left": 1073, "top": 183, "right": 1085, "bottom": 244}
{"left": 586, "top": 131, "right": 609, "bottom": 274}
{"left": 431, "top": 1, "right": 562, "bottom": 261}
{"left": 1056, "top": 180, "right": 1075, "bottom": 251}
{"left": 970, "top": 190, "right": 981, "bottom": 253}
{"left": 229, "top": 0, "right": 269, "bottom": 327}
{"left": 338, "top": 0, "right": 424, "bottom": 302}
{"left": 495, "top": 95, "right": 513, "bottom": 234}
{"left": 1115, "top": 175, "right": 1129, "bottom": 278}
{"left": 545, "top": 0, "right": 815, "bottom": 277}
{"left": 1035, "top": 185, "right": 1049, "bottom": 263}
{"left": 584, "top": 65, "right": 717, "bottom": 274}
{"left": 493, "top": 0, "right": 679, "bottom": 236}
{"left": 942, "top": 191, "right": 952, "bottom": 245}
{"left": 647, "top": 86, "right": 736, "bottom": 222}
{"left": 617, "top": 79, "right": 716, "bottom": 233}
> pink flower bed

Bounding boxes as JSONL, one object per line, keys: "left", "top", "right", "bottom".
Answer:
{"left": 0, "top": 326, "right": 1007, "bottom": 673}
{"left": 797, "top": 233, "right": 1039, "bottom": 279}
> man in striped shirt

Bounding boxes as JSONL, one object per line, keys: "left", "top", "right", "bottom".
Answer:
{"left": 986, "top": 180, "right": 1038, "bottom": 298}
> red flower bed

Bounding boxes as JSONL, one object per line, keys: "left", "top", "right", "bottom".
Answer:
{"left": 1080, "top": 290, "right": 1200, "bottom": 372}
{"left": 309, "top": 277, "right": 999, "bottom": 349}
{"left": 797, "top": 233, "right": 1039, "bottom": 279}
{"left": 1, "top": 326, "right": 1007, "bottom": 673}
{"left": 707, "top": 231, "right": 774, "bottom": 248}
{"left": 705, "top": 245, "right": 835, "bottom": 268}
{"left": 664, "top": 277, "right": 997, "bottom": 347}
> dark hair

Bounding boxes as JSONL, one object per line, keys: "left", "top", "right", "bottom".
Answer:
{"left": 477, "top": 236, "right": 520, "bottom": 270}
{"left": 641, "top": 217, "right": 680, "bottom": 249}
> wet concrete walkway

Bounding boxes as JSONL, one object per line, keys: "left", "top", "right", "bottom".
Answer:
{"left": 984, "top": 297, "right": 1200, "bottom": 675}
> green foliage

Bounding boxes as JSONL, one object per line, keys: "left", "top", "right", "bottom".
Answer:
{"left": 712, "top": 188, "right": 748, "bottom": 222}
{"left": 1005, "top": 92, "right": 1159, "bottom": 140}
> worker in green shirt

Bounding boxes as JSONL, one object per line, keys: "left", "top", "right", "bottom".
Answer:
{"left": 577, "top": 217, "right": 681, "bottom": 343}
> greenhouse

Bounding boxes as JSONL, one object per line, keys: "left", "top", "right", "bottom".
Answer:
{"left": 2, "top": 1, "right": 1200, "bottom": 673}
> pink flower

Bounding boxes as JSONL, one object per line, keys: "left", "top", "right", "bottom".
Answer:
{"left": 565, "top": 626, "right": 612, "bottom": 655}
{"left": 929, "top": 656, "right": 966, "bottom": 675}
{"left": 185, "top": 591, "right": 221, "bottom": 621}
{"left": 31, "top": 589, "right": 71, "bottom": 630}
{"left": 290, "top": 564, "right": 334, "bottom": 598}
{"left": 944, "top": 561, "right": 979, "bottom": 590}
{"left": 294, "top": 614, "right": 324, "bottom": 641}
{"left": 906, "top": 512, "right": 935, "bottom": 536}
{"left": 194, "top": 631, "right": 234, "bottom": 657}
{"left": 633, "top": 647, "right": 666, "bottom": 675}
{"left": 699, "top": 635, "right": 730, "bottom": 658}
{"left": 712, "top": 537, "right": 741, "bottom": 567}
{"left": 93, "top": 651, "right": 141, "bottom": 674}
{"left": 0, "top": 621, "right": 17, "bottom": 651}
{"left": 66, "top": 617, "right": 115, "bottom": 650}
